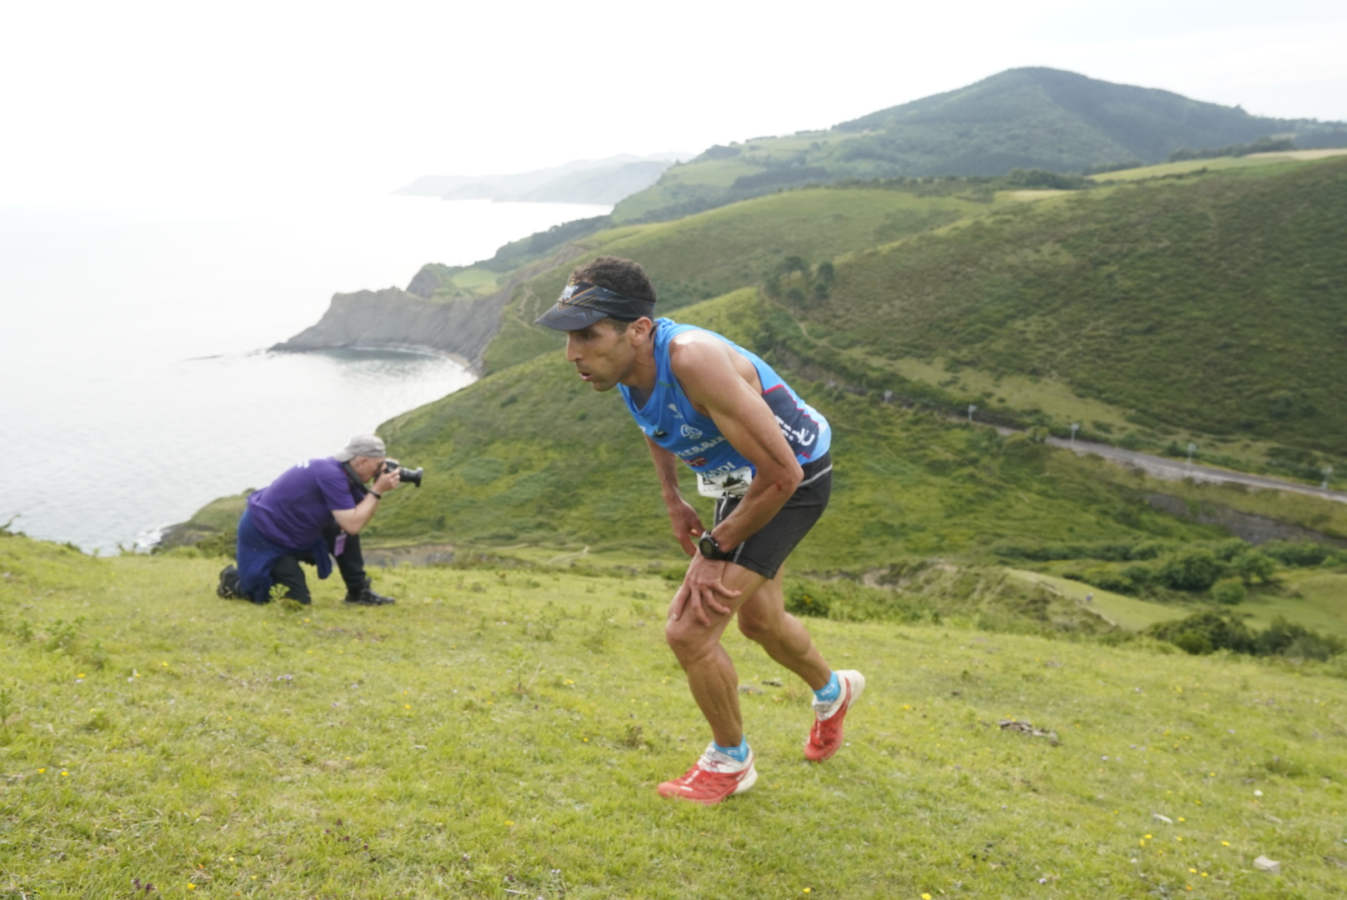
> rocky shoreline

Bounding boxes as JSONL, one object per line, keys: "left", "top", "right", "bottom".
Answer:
{"left": 270, "top": 283, "right": 503, "bottom": 369}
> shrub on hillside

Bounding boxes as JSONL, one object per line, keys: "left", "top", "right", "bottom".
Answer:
{"left": 1259, "top": 541, "right": 1332, "bottom": 568}
{"left": 1253, "top": 617, "right": 1344, "bottom": 661}
{"left": 1076, "top": 567, "right": 1140, "bottom": 595}
{"left": 1148, "top": 611, "right": 1343, "bottom": 660}
{"left": 1121, "top": 564, "right": 1154, "bottom": 587}
{"left": 1128, "top": 541, "right": 1173, "bottom": 561}
{"left": 1148, "top": 611, "right": 1254, "bottom": 655}
{"left": 786, "top": 585, "right": 831, "bottom": 617}
{"left": 1210, "top": 578, "right": 1247, "bottom": 605}
{"left": 1212, "top": 539, "right": 1250, "bottom": 561}
{"left": 1156, "top": 548, "right": 1224, "bottom": 591}
{"left": 784, "top": 578, "right": 927, "bottom": 623}
{"left": 1231, "top": 550, "right": 1278, "bottom": 585}
{"left": 991, "top": 540, "right": 1149, "bottom": 562}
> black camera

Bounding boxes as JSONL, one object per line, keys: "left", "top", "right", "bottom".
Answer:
{"left": 382, "top": 459, "right": 424, "bottom": 488}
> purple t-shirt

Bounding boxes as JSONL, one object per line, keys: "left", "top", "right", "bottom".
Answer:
{"left": 246, "top": 457, "right": 361, "bottom": 549}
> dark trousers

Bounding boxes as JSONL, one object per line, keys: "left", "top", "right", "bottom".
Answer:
{"left": 269, "top": 524, "right": 366, "bottom": 604}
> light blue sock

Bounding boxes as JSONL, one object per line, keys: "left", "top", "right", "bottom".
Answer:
{"left": 814, "top": 671, "right": 840, "bottom": 704}
{"left": 713, "top": 738, "right": 750, "bottom": 762}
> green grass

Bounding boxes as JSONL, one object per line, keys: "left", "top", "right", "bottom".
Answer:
{"left": 484, "top": 185, "right": 995, "bottom": 373}
{"left": 460, "top": 154, "right": 1347, "bottom": 497}
{"left": 3, "top": 533, "right": 1347, "bottom": 898}
{"left": 1243, "top": 571, "right": 1347, "bottom": 635}
{"left": 487, "top": 154, "right": 1347, "bottom": 479}
{"left": 1089, "top": 149, "right": 1347, "bottom": 182}
{"left": 1004, "top": 569, "right": 1180, "bottom": 631}
{"left": 885, "top": 354, "right": 1140, "bottom": 435}
{"left": 364, "top": 290, "right": 1244, "bottom": 568}
{"left": 781, "top": 157, "right": 1347, "bottom": 458}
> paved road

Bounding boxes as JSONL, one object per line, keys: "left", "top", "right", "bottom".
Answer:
{"left": 1033, "top": 432, "right": 1346, "bottom": 505}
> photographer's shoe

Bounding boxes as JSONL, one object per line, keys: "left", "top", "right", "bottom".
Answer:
{"left": 217, "top": 565, "right": 242, "bottom": 599}
{"left": 344, "top": 582, "right": 396, "bottom": 606}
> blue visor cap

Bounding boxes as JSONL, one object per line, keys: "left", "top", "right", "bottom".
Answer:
{"left": 535, "top": 281, "right": 655, "bottom": 331}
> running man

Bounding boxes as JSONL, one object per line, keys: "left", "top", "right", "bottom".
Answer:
{"left": 536, "top": 256, "right": 864, "bottom": 805}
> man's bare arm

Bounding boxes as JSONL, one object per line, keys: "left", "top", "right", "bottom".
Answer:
{"left": 670, "top": 338, "right": 802, "bottom": 551}
{"left": 330, "top": 467, "right": 401, "bottom": 535}
{"left": 646, "top": 435, "right": 703, "bottom": 556}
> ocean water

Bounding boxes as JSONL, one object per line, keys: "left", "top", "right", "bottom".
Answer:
{"left": 0, "top": 191, "right": 607, "bottom": 554}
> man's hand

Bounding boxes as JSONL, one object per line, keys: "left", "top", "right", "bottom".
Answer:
{"left": 372, "top": 465, "right": 401, "bottom": 495}
{"left": 668, "top": 555, "right": 741, "bottom": 626}
{"left": 666, "top": 496, "right": 704, "bottom": 557}
{"left": 332, "top": 461, "right": 400, "bottom": 535}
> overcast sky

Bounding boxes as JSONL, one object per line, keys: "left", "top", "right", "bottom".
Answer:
{"left": 3, "top": 0, "right": 1344, "bottom": 208}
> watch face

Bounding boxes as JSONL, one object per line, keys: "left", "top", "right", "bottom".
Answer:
{"left": 699, "top": 535, "right": 723, "bottom": 559}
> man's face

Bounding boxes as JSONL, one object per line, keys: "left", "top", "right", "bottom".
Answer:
{"left": 351, "top": 455, "right": 385, "bottom": 482}
{"left": 564, "top": 319, "right": 636, "bottom": 392}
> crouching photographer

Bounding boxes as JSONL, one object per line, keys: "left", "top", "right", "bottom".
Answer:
{"left": 217, "top": 433, "right": 420, "bottom": 607}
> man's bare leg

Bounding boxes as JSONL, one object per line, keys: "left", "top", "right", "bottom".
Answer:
{"left": 664, "top": 564, "right": 766, "bottom": 747}
{"left": 736, "top": 567, "right": 831, "bottom": 691}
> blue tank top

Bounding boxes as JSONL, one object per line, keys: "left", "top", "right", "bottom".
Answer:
{"left": 618, "top": 318, "right": 830, "bottom": 479}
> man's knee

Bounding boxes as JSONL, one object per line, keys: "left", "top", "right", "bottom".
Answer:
{"left": 269, "top": 555, "right": 311, "bottom": 604}
{"left": 664, "top": 614, "right": 720, "bottom": 664}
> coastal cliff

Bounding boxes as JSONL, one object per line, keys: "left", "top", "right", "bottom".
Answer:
{"left": 270, "top": 276, "right": 505, "bottom": 367}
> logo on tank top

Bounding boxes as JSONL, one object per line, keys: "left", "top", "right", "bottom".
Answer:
{"left": 679, "top": 424, "right": 703, "bottom": 440}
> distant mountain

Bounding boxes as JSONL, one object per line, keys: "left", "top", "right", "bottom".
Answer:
{"left": 612, "top": 67, "right": 1347, "bottom": 223}
{"left": 397, "top": 154, "right": 684, "bottom": 205}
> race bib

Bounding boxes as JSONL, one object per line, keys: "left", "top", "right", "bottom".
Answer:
{"left": 696, "top": 466, "right": 753, "bottom": 498}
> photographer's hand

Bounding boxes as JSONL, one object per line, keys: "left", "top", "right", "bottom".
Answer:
{"left": 373, "top": 466, "right": 401, "bottom": 495}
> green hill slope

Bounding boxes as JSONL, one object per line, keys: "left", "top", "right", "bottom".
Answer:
{"left": 481, "top": 185, "right": 998, "bottom": 373}
{"left": 612, "top": 67, "right": 1347, "bottom": 224}
{"left": 172, "top": 155, "right": 1347, "bottom": 597}
{"left": 369, "top": 287, "right": 1347, "bottom": 575}
{"left": 4, "top": 534, "right": 1346, "bottom": 897}
{"left": 776, "top": 157, "right": 1347, "bottom": 457}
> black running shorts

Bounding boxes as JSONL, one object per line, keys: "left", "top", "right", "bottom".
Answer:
{"left": 713, "top": 453, "right": 832, "bottom": 579}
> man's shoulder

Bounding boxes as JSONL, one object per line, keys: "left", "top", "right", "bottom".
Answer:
{"left": 668, "top": 326, "right": 738, "bottom": 377}
{"left": 271, "top": 457, "right": 344, "bottom": 490}
{"left": 310, "top": 457, "right": 352, "bottom": 487}
{"left": 667, "top": 326, "right": 727, "bottom": 359}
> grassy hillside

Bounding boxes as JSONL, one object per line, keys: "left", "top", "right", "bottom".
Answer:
{"left": 476, "top": 157, "right": 1345, "bottom": 477}
{"left": 424, "top": 157, "right": 1343, "bottom": 485}
{"left": 3, "top": 533, "right": 1346, "bottom": 898}
{"left": 775, "top": 157, "right": 1347, "bottom": 460}
{"left": 372, "top": 289, "right": 1235, "bottom": 565}
{"left": 475, "top": 155, "right": 1347, "bottom": 463}
{"left": 481, "top": 185, "right": 1001, "bottom": 373}
{"left": 612, "top": 67, "right": 1347, "bottom": 223}
{"left": 169, "top": 155, "right": 1347, "bottom": 629}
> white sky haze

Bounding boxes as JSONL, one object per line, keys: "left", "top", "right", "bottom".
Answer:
{"left": 3, "top": 0, "right": 1345, "bottom": 208}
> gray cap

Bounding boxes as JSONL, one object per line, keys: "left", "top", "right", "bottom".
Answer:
{"left": 335, "top": 433, "right": 387, "bottom": 461}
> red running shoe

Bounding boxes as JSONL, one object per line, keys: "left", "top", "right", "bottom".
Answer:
{"left": 657, "top": 743, "right": 758, "bottom": 805}
{"left": 804, "top": 669, "right": 865, "bottom": 762}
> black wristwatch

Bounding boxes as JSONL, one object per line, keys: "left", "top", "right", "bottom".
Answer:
{"left": 698, "top": 531, "right": 734, "bottom": 561}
